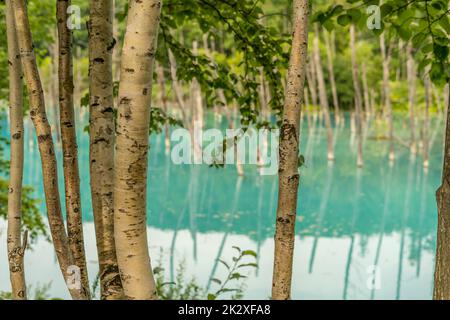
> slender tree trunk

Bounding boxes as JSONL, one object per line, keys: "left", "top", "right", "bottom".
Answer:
{"left": 88, "top": 0, "right": 124, "bottom": 300}
{"left": 192, "top": 41, "right": 204, "bottom": 130}
{"left": 190, "top": 40, "right": 208, "bottom": 169}
{"left": 258, "top": 67, "right": 269, "bottom": 168}
{"left": 406, "top": 42, "right": 417, "bottom": 155}
{"left": 204, "top": 34, "right": 221, "bottom": 125}
{"left": 361, "top": 64, "right": 370, "bottom": 118}
{"left": 324, "top": 30, "right": 340, "bottom": 123}
{"left": 272, "top": 0, "right": 309, "bottom": 300}
{"left": 423, "top": 75, "right": 430, "bottom": 169}
{"left": 50, "top": 37, "right": 61, "bottom": 144}
{"left": 431, "top": 83, "right": 443, "bottom": 113}
{"left": 114, "top": 0, "right": 161, "bottom": 300}
{"left": 57, "top": 0, "right": 90, "bottom": 299}
{"left": 309, "top": 56, "right": 318, "bottom": 109}
{"left": 306, "top": 58, "right": 318, "bottom": 108}
{"left": 350, "top": 25, "right": 363, "bottom": 167}
{"left": 434, "top": 80, "right": 450, "bottom": 299}
{"left": 380, "top": 33, "right": 394, "bottom": 161}
{"left": 259, "top": 67, "right": 268, "bottom": 118}
{"left": 395, "top": 39, "right": 404, "bottom": 82}
{"left": 11, "top": 0, "right": 86, "bottom": 300}
{"left": 168, "top": 48, "right": 188, "bottom": 126}
{"left": 5, "top": 0, "right": 26, "bottom": 300}
{"left": 370, "top": 89, "right": 376, "bottom": 116}
{"left": 156, "top": 63, "right": 170, "bottom": 151}
{"left": 74, "top": 47, "right": 83, "bottom": 108}
{"left": 313, "top": 25, "right": 334, "bottom": 161}
{"left": 304, "top": 87, "right": 312, "bottom": 131}
{"left": 444, "top": 84, "right": 449, "bottom": 117}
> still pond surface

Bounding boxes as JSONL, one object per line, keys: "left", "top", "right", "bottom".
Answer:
{"left": 0, "top": 110, "right": 444, "bottom": 299}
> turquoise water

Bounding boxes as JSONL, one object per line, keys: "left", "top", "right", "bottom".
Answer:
{"left": 0, "top": 109, "right": 443, "bottom": 299}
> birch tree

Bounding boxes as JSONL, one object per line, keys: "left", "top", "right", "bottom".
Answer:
{"left": 88, "top": 0, "right": 124, "bottom": 300}
{"left": 11, "top": 0, "right": 87, "bottom": 300}
{"left": 434, "top": 86, "right": 450, "bottom": 299}
{"left": 57, "top": 0, "right": 90, "bottom": 298}
{"left": 168, "top": 48, "right": 188, "bottom": 125}
{"left": 406, "top": 42, "right": 417, "bottom": 155}
{"left": 156, "top": 63, "right": 170, "bottom": 151}
{"left": 324, "top": 30, "right": 340, "bottom": 123}
{"left": 380, "top": 32, "right": 394, "bottom": 162}
{"left": 313, "top": 24, "right": 334, "bottom": 161}
{"left": 5, "top": 0, "right": 26, "bottom": 300}
{"left": 433, "top": 0, "right": 450, "bottom": 300}
{"left": 114, "top": 0, "right": 162, "bottom": 300}
{"left": 423, "top": 75, "right": 430, "bottom": 169}
{"left": 350, "top": 25, "right": 363, "bottom": 167}
{"left": 272, "top": 0, "right": 309, "bottom": 300}
{"left": 361, "top": 64, "right": 370, "bottom": 118}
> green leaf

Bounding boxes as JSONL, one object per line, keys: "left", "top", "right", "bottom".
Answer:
{"left": 80, "top": 92, "right": 89, "bottom": 108}
{"left": 153, "top": 266, "right": 164, "bottom": 274}
{"left": 160, "top": 281, "right": 176, "bottom": 287}
{"left": 347, "top": 8, "right": 362, "bottom": 23}
{"left": 230, "top": 272, "right": 247, "bottom": 280}
{"left": 396, "top": 26, "right": 411, "bottom": 41}
{"left": 207, "top": 293, "right": 216, "bottom": 300}
{"left": 380, "top": 3, "right": 393, "bottom": 17}
{"left": 435, "top": 37, "right": 450, "bottom": 47}
{"left": 312, "top": 12, "right": 327, "bottom": 24}
{"left": 429, "top": 61, "right": 448, "bottom": 84}
{"left": 331, "top": 5, "right": 344, "bottom": 15}
{"left": 242, "top": 250, "right": 257, "bottom": 258}
{"left": 397, "top": 7, "right": 415, "bottom": 24}
{"left": 412, "top": 33, "right": 427, "bottom": 48}
{"left": 217, "top": 288, "right": 240, "bottom": 294}
{"left": 418, "top": 58, "right": 431, "bottom": 72}
{"left": 238, "top": 263, "right": 259, "bottom": 269}
{"left": 232, "top": 246, "right": 241, "bottom": 253}
{"left": 323, "top": 20, "right": 334, "bottom": 31}
{"left": 433, "top": 44, "right": 449, "bottom": 61}
{"left": 421, "top": 43, "right": 434, "bottom": 54}
{"left": 438, "top": 16, "right": 450, "bottom": 34}
{"left": 337, "top": 14, "right": 351, "bottom": 26}
{"left": 218, "top": 259, "right": 230, "bottom": 270}
{"left": 431, "top": 1, "right": 443, "bottom": 10}
{"left": 298, "top": 154, "right": 306, "bottom": 168}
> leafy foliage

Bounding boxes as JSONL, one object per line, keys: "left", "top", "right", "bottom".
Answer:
{"left": 0, "top": 0, "right": 57, "bottom": 100}
{"left": 0, "top": 113, "right": 48, "bottom": 243}
{"left": 313, "top": 0, "right": 450, "bottom": 84}
{"left": 116, "top": 0, "right": 290, "bottom": 127}
{"left": 149, "top": 107, "right": 184, "bottom": 135}
{"left": 154, "top": 251, "right": 205, "bottom": 300}
{"left": 153, "top": 246, "right": 258, "bottom": 300}
{"left": 207, "top": 246, "right": 258, "bottom": 300}
{"left": 0, "top": 181, "right": 49, "bottom": 243}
